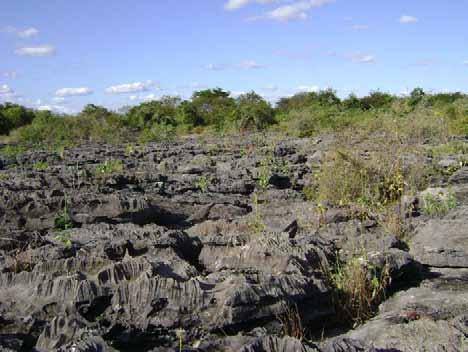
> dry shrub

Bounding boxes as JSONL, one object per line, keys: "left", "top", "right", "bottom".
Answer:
{"left": 316, "top": 125, "right": 432, "bottom": 210}
{"left": 317, "top": 148, "right": 405, "bottom": 209}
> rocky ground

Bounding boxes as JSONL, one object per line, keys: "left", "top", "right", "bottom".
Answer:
{"left": 0, "top": 134, "right": 467, "bottom": 352}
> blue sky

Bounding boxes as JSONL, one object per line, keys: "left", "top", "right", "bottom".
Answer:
{"left": 0, "top": 0, "right": 467, "bottom": 113}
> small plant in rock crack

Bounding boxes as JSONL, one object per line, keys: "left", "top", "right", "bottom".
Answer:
{"left": 195, "top": 176, "right": 209, "bottom": 193}
{"left": 175, "top": 329, "right": 186, "bottom": 352}
{"left": 421, "top": 191, "right": 457, "bottom": 217}
{"left": 249, "top": 192, "right": 265, "bottom": 233}
{"left": 258, "top": 157, "right": 272, "bottom": 191}
{"left": 32, "top": 161, "right": 49, "bottom": 171}
{"left": 54, "top": 197, "right": 73, "bottom": 232}
{"left": 54, "top": 231, "right": 73, "bottom": 249}
{"left": 94, "top": 159, "right": 124, "bottom": 176}
{"left": 323, "top": 252, "right": 391, "bottom": 327}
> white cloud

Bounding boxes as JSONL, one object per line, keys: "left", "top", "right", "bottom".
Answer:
{"left": 0, "top": 85, "right": 19, "bottom": 102}
{"left": 55, "top": 87, "right": 93, "bottom": 97}
{"left": 37, "top": 104, "right": 72, "bottom": 114}
{"left": 0, "top": 85, "right": 14, "bottom": 95}
{"left": 296, "top": 85, "right": 319, "bottom": 92}
{"left": 1, "top": 26, "right": 39, "bottom": 38}
{"left": 15, "top": 45, "right": 56, "bottom": 57}
{"left": 253, "top": 0, "right": 334, "bottom": 22}
{"left": 399, "top": 15, "right": 418, "bottom": 24}
{"left": 237, "top": 60, "right": 265, "bottom": 69}
{"left": 463, "top": 60, "right": 468, "bottom": 66}
{"left": 350, "top": 53, "right": 375, "bottom": 63}
{"left": 52, "top": 97, "right": 66, "bottom": 103}
{"left": 105, "top": 80, "right": 156, "bottom": 94}
{"left": 225, "top": 0, "right": 273, "bottom": 10}
{"left": 17, "top": 27, "right": 39, "bottom": 38}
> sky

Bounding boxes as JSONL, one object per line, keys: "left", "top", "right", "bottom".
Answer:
{"left": 0, "top": 0, "right": 467, "bottom": 113}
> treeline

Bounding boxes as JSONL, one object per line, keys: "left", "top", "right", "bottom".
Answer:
{"left": 1, "top": 88, "right": 467, "bottom": 151}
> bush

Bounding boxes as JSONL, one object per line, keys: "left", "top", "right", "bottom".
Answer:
{"left": 127, "top": 98, "right": 179, "bottom": 129}
{"left": 421, "top": 190, "right": 457, "bottom": 217}
{"left": 0, "top": 103, "right": 35, "bottom": 135}
{"left": 324, "top": 252, "right": 391, "bottom": 326}
{"left": 231, "top": 92, "right": 275, "bottom": 131}
{"left": 139, "top": 122, "right": 176, "bottom": 144}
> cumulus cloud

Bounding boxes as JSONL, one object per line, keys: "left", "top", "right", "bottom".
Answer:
{"left": 17, "top": 27, "right": 39, "bottom": 38}
{"left": 349, "top": 53, "right": 375, "bottom": 64}
{"left": 15, "top": 45, "right": 56, "bottom": 57}
{"left": 251, "top": 0, "right": 334, "bottom": 22}
{"left": 225, "top": 0, "right": 273, "bottom": 10}
{"left": 105, "top": 80, "right": 156, "bottom": 94}
{"left": 296, "top": 85, "right": 319, "bottom": 92}
{"left": 399, "top": 15, "right": 418, "bottom": 24}
{"left": 55, "top": 87, "right": 93, "bottom": 97}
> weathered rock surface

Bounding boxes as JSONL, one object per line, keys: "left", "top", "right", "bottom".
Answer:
{"left": 410, "top": 206, "right": 468, "bottom": 268}
{"left": 0, "top": 135, "right": 467, "bottom": 351}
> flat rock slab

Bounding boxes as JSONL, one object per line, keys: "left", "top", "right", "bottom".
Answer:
{"left": 347, "top": 267, "right": 468, "bottom": 352}
{"left": 410, "top": 207, "right": 468, "bottom": 268}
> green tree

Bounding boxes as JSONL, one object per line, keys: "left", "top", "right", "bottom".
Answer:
{"left": 409, "top": 88, "right": 425, "bottom": 107}
{"left": 232, "top": 91, "right": 275, "bottom": 130}
{"left": 191, "top": 88, "right": 235, "bottom": 130}
{"left": 359, "top": 91, "right": 394, "bottom": 110}
{"left": 127, "top": 98, "right": 178, "bottom": 129}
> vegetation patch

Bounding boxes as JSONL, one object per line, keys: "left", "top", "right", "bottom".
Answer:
{"left": 94, "top": 159, "right": 124, "bottom": 176}
{"left": 421, "top": 190, "right": 457, "bottom": 217}
{"left": 324, "top": 252, "right": 391, "bottom": 327}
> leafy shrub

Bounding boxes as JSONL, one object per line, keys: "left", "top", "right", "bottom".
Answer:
{"left": 139, "top": 122, "right": 176, "bottom": 144}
